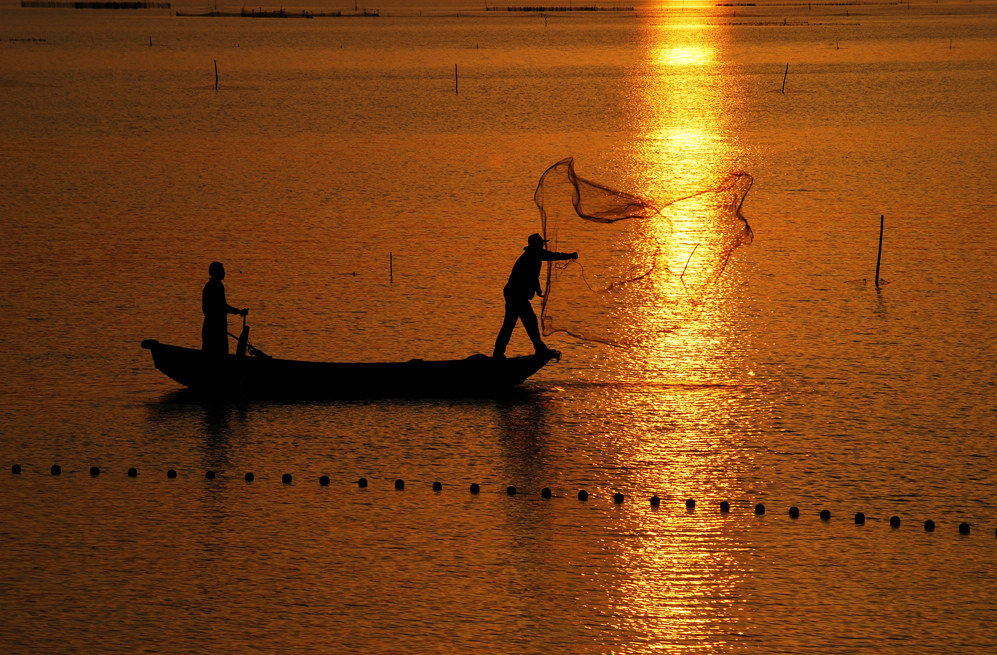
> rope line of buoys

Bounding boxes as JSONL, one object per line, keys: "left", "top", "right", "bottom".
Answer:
{"left": 8, "top": 463, "right": 995, "bottom": 538}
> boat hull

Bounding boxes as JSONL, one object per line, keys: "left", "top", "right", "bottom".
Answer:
{"left": 140, "top": 340, "right": 559, "bottom": 399}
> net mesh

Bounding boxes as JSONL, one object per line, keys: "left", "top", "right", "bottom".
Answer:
{"left": 535, "top": 157, "right": 753, "bottom": 347}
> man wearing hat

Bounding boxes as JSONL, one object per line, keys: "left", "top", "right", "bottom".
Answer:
{"left": 493, "top": 233, "right": 578, "bottom": 358}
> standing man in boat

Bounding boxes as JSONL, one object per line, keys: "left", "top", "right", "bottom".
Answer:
{"left": 493, "top": 233, "right": 577, "bottom": 359}
{"left": 202, "top": 261, "right": 248, "bottom": 355}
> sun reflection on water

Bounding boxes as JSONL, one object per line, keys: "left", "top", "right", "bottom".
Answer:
{"left": 614, "top": 11, "right": 751, "bottom": 382}
{"left": 598, "top": 11, "right": 759, "bottom": 648}
{"left": 658, "top": 43, "right": 716, "bottom": 68}
{"left": 583, "top": 385, "right": 765, "bottom": 650}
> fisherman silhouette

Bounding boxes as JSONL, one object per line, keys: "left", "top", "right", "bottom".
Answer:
{"left": 493, "top": 233, "right": 578, "bottom": 359}
{"left": 201, "top": 261, "right": 248, "bottom": 354}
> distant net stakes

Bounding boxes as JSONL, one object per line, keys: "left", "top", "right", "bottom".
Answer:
{"left": 533, "top": 158, "right": 754, "bottom": 347}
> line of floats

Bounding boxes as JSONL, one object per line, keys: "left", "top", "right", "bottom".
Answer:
{"left": 10, "top": 463, "right": 994, "bottom": 539}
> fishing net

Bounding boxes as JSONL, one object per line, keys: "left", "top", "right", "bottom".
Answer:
{"left": 535, "top": 157, "right": 753, "bottom": 347}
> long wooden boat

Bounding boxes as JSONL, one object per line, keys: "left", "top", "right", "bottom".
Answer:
{"left": 141, "top": 339, "right": 560, "bottom": 399}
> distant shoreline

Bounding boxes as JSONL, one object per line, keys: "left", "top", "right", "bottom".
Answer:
{"left": 175, "top": 8, "right": 379, "bottom": 17}
{"left": 486, "top": 4, "right": 634, "bottom": 9}
{"left": 21, "top": 1, "right": 170, "bottom": 7}
{"left": 17, "top": 1, "right": 638, "bottom": 12}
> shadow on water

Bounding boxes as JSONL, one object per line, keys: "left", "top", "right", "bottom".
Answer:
{"left": 143, "top": 385, "right": 556, "bottom": 454}
{"left": 145, "top": 391, "right": 245, "bottom": 470}
{"left": 493, "top": 392, "right": 554, "bottom": 490}
{"left": 145, "top": 385, "right": 551, "bottom": 409}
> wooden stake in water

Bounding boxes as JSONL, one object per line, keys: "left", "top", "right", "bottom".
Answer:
{"left": 390, "top": 252, "right": 393, "bottom": 283}
{"left": 455, "top": 64, "right": 458, "bottom": 95}
{"left": 214, "top": 60, "right": 219, "bottom": 92}
{"left": 875, "top": 214, "right": 884, "bottom": 289}
{"left": 781, "top": 63, "right": 789, "bottom": 93}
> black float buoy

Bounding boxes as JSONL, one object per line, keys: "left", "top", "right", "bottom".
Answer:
{"left": 685, "top": 498, "right": 695, "bottom": 510}
{"left": 282, "top": 473, "right": 292, "bottom": 484}
{"left": 541, "top": 487, "right": 552, "bottom": 498}
{"left": 720, "top": 501, "right": 730, "bottom": 513}
{"left": 127, "top": 467, "right": 138, "bottom": 477}
{"left": 924, "top": 519, "right": 935, "bottom": 532}
{"left": 650, "top": 495, "right": 661, "bottom": 507}
{"left": 754, "top": 503, "right": 765, "bottom": 515}
{"left": 820, "top": 509, "right": 831, "bottom": 521}
{"left": 51, "top": 464, "right": 61, "bottom": 476}
{"left": 206, "top": 470, "right": 216, "bottom": 480}
{"left": 11, "top": 464, "right": 21, "bottom": 474}
{"left": 394, "top": 478, "right": 404, "bottom": 490}
{"left": 506, "top": 485, "right": 517, "bottom": 496}
{"left": 319, "top": 475, "right": 330, "bottom": 486}
{"left": 889, "top": 515, "right": 901, "bottom": 528}
{"left": 432, "top": 481, "right": 442, "bottom": 491}
{"left": 167, "top": 469, "right": 178, "bottom": 479}
{"left": 244, "top": 472, "right": 254, "bottom": 482}
{"left": 578, "top": 489, "right": 589, "bottom": 501}
{"left": 469, "top": 482, "right": 480, "bottom": 494}
{"left": 789, "top": 506, "right": 800, "bottom": 518}
{"left": 854, "top": 512, "right": 865, "bottom": 525}
{"left": 959, "top": 522, "right": 970, "bottom": 535}
{"left": 89, "top": 466, "right": 100, "bottom": 477}
{"left": 358, "top": 477, "right": 368, "bottom": 488}
{"left": 613, "top": 492, "right": 624, "bottom": 504}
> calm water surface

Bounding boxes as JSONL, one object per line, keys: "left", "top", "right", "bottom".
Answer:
{"left": 1, "top": 0, "right": 995, "bottom": 652}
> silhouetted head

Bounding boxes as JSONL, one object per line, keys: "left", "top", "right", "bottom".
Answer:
{"left": 527, "top": 233, "right": 547, "bottom": 249}
{"left": 208, "top": 261, "right": 225, "bottom": 280}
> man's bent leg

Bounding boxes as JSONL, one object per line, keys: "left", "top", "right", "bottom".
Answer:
{"left": 493, "top": 302, "right": 519, "bottom": 358}
{"left": 519, "top": 303, "right": 548, "bottom": 354}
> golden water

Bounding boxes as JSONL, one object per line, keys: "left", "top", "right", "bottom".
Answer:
{"left": 1, "top": 1, "right": 995, "bottom": 651}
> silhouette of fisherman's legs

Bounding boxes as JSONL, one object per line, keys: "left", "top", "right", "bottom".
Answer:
{"left": 518, "top": 301, "right": 547, "bottom": 353}
{"left": 492, "top": 302, "right": 518, "bottom": 358}
{"left": 493, "top": 297, "right": 547, "bottom": 358}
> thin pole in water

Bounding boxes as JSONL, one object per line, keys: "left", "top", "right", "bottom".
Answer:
{"left": 875, "top": 214, "right": 884, "bottom": 289}
{"left": 214, "top": 60, "right": 219, "bottom": 91}
{"left": 390, "top": 252, "right": 393, "bottom": 283}
{"left": 455, "top": 64, "right": 458, "bottom": 95}
{"left": 781, "top": 63, "right": 789, "bottom": 93}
